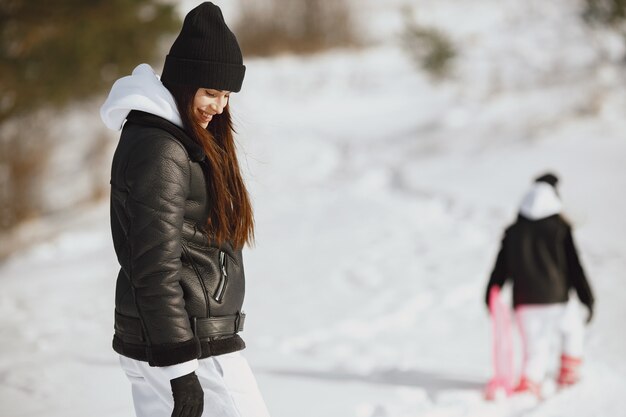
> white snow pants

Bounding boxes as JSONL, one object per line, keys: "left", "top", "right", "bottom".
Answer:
{"left": 515, "top": 302, "right": 585, "bottom": 383}
{"left": 119, "top": 351, "right": 271, "bottom": 417}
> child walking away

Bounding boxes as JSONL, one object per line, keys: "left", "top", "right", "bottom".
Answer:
{"left": 101, "top": 3, "right": 270, "bottom": 417}
{"left": 485, "top": 173, "right": 595, "bottom": 398}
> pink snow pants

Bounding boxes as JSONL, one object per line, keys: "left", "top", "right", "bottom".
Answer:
{"left": 515, "top": 301, "right": 585, "bottom": 383}
{"left": 119, "top": 351, "right": 271, "bottom": 417}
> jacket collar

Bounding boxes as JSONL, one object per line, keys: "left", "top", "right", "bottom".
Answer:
{"left": 126, "top": 110, "right": 206, "bottom": 162}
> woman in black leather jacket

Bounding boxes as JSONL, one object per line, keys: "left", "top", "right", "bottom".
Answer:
{"left": 100, "top": 3, "right": 269, "bottom": 417}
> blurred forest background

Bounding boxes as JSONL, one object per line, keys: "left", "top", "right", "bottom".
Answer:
{"left": 1, "top": 0, "right": 625, "bottom": 256}
{"left": 0, "top": 0, "right": 179, "bottom": 241}
{"left": 0, "top": 0, "right": 364, "bottom": 257}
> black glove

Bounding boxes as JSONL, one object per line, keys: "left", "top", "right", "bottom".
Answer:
{"left": 170, "top": 372, "right": 204, "bottom": 417}
{"left": 585, "top": 304, "right": 594, "bottom": 324}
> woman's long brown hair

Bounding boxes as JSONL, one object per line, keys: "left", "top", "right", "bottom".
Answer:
{"left": 164, "top": 82, "right": 254, "bottom": 249}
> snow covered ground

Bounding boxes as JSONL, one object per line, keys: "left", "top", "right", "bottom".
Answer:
{"left": 1, "top": 0, "right": 625, "bottom": 416}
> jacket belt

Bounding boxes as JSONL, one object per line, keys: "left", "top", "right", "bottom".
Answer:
{"left": 115, "top": 311, "right": 145, "bottom": 342}
{"left": 115, "top": 311, "right": 245, "bottom": 343}
{"left": 192, "top": 313, "right": 245, "bottom": 340}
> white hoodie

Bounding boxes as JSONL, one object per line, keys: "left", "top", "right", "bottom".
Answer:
{"left": 100, "top": 63, "right": 183, "bottom": 130}
{"left": 519, "top": 182, "right": 562, "bottom": 220}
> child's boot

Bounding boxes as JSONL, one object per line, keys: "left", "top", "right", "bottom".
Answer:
{"left": 514, "top": 376, "right": 541, "bottom": 397}
{"left": 557, "top": 354, "right": 582, "bottom": 386}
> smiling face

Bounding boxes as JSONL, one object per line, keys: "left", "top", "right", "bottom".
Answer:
{"left": 192, "top": 88, "right": 231, "bottom": 128}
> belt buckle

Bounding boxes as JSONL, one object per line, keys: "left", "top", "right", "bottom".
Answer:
{"left": 234, "top": 312, "right": 241, "bottom": 332}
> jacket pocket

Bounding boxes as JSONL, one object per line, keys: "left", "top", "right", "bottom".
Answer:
{"left": 181, "top": 242, "right": 210, "bottom": 314}
{"left": 181, "top": 241, "right": 230, "bottom": 304}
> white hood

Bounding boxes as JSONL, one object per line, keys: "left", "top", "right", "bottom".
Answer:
{"left": 100, "top": 63, "right": 183, "bottom": 130}
{"left": 519, "top": 182, "right": 562, "bottom": 220}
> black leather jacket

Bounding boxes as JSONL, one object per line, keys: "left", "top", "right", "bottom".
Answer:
{"left": 110, "top": 110, "right": 246, "bottom": 366}
{"left": 486, "top": 214, "right": 594, "bottom": 309}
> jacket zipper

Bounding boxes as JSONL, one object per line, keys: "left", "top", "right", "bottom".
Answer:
{"left": 214, "top": 250, "right": 228, "bottom": 302}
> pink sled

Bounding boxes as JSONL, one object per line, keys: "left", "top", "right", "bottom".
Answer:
{"left": 485, "top": 286, "right": 515, "bottom": 400}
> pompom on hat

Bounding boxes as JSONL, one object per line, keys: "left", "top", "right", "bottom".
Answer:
{"left": 161, "top": 2, "right": 245, "bottom": 92}
{"left": 534, "top": 172, "right": 559, "bottom": 188}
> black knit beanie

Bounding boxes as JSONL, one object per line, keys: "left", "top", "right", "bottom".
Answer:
{"left": 161, "top": 2, "right": 245, "bottom": 92}
{"left": 535, "top": 172, "right": 559, "bottom": 188}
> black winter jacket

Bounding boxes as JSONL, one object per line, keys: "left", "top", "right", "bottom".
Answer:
{"left": 110, "top": 111, "right": 246, "bottom": 367}
{"left": 486, "top": 214, "right": 594, "bottom": 309}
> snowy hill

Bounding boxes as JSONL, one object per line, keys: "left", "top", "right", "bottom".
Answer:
{"left": 1, "top": 0, "right": 625, "bottom": 416}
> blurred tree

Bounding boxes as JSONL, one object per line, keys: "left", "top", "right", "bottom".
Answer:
{"left": 234, "top": 0, "right": 357, "bottom": 56}
{"left": 0, "top": 0, "right": 180, "bottom": 124}
{"left": 401, "top": 6, "right": 456, "bottom": 79}
{"left": 0, "top": 0, "right": 179, "bottom": 234}
{"left": 583, "top": 0, "right": 626, "bottom": 25}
